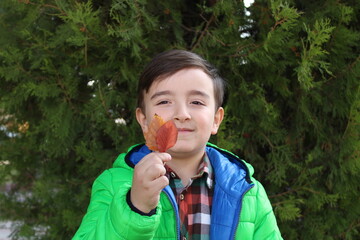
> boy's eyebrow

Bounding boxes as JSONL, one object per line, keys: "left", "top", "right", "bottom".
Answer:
{"left": 150, "top": 90, "right": 172, "bottom": 100}
{"left": 188, "top": 90, "right": 210, "bottom": 99}
{"left": 150, "top": 90, "right": 210, "bottom": 100}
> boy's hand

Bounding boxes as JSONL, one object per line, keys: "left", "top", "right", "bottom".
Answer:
{"left": 130, "top": 152, "right": 171, "bottom": 214}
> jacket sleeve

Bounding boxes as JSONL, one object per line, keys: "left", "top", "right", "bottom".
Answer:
{"left": 72, "top": 170, "right": 162, "bottom": 240}
{"left": 253, "top": 180, "right": 283, "bottom": 240}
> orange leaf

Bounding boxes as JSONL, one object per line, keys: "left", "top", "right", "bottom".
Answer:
{"left": 144, "top": 114, "right": 178, "bottom": 152}
{"left": 156, "top": 120, "right": 178, "bottom": 152}
{"left": 144, "top": 114, "right": 164, "bottom": 151}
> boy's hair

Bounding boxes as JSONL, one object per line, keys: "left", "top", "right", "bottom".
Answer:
{"left": 137, "top": 49, "right": 226, "bottom": 111}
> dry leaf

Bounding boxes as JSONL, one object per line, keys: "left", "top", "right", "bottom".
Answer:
{"left": 144, "top": 114, "right": 178, "bottom": 152}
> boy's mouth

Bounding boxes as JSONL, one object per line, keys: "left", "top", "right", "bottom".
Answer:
{"left": 177, "top": 128, "right": 193, "bottom": 132}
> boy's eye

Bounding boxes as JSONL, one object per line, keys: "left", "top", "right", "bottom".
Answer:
{"left": 157, "top": 100, "right": 170, "bottom": 105}
{"left": 191, "top": 101, "right": 205, "bottom": 105}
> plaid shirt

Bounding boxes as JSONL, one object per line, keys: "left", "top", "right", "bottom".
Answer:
{"left": 165, "top": 153, "right": 213, "bottom": 240}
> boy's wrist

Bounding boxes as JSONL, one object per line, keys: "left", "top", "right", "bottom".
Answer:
{"left": 126, "top": 190, "right": 157, "bottom": 216}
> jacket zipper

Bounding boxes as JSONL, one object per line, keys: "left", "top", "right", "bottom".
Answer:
{"left": 231, "top": 184, "right": 254, "bottom": 240}
{"left": 163, "top": 188, "right": 181, "bottom": 240}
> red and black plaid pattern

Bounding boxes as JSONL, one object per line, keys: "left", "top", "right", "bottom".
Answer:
{"left": 165, "top": 153, "right": 213, "bottom": 240}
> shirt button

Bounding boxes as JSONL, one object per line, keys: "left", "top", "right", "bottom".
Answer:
{"left": 179, "top": 194, "right": 184, "bottom": 200}
{"left": 170, "top": 172, "right": 176, "bottom": 178}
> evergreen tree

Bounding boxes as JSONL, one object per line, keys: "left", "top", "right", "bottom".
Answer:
{"left": 0, "top": 0, "right": 359, "bottom": 239}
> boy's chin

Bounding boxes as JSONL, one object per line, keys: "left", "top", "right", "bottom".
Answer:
{"left": 166, "top": 143, "right": 206, "bottom": 157}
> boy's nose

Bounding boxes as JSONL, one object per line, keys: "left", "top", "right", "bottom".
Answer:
{"left": 173, "top": 104, "right": 191, "bottom": 122}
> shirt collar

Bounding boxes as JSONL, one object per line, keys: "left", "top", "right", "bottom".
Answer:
{"left": 165, "top": 152, "right": 214, "bottom": 189}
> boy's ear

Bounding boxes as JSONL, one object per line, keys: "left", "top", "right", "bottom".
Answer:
{"left": 135, "top": 108, "right": 148, "bottom": 133}
{"left": 211, "top": 107, "right": 224, "bottom": 135}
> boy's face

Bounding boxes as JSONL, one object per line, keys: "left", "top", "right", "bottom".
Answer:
{"left": 136, "top": 68, "right": 224, "bottom": 158}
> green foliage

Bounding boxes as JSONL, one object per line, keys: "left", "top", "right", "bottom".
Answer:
{"left": 0, "top": 0, "right": 359, "bottom": 239}
{"left": 297, "top": 18, "right": 335, "bottom": 89}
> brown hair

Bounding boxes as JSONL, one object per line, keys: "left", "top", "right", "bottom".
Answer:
{"left": 137, "top": 49, "right": 226, "bottom": 111}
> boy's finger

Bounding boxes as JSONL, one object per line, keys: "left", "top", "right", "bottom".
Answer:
{"left": 152, "top": 175, "right": 169, "bottom": 190}
{"left": 144, "top": 163, "right": 166, "bottom": 181}
{"left": 153, "top": 152, "right": 171, "bottom": 162}
{"left": 158, "top": 152, "right": 172, "bottom": 164}
{"left": 137, "top": 152, "right": 171, "bottom": 168}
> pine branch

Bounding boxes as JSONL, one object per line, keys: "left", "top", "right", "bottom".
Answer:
{"left": 190, "top": 14, "right": 215, "bottom": 51}
{"left": 97, "top": 84, "right": 112, "bottom": 120}
{"left": 270, "top": 17, "right": 288, "bottom": 32}
{"left": 204, "top": 31, "right": 226, "bottom": 47}
{"left": 342, "top": 83, "right": 360, "bottom": 139}
{"left": 271, "top": 199, "right": 301, "bottom": 208}
{"left": 341, "top": 220, "right": 360, "bottom": 239}
{"left": 56, "top": 76, "right": 76, "bottom": 112}
{"left": 269, "top": 188, "right": 297, "bottom": 199}
{"left": 84, "top": 28, "right": 88, "bottom": 66}
{"left": 260, "top": 131, "right": 275, "bottom": 149}
{"left": 20, "top": 0, "right": 67, "bottom": 16}
{"left": 228, "top": 43, "right": 261, "bottom": 58}
{"left": 327, "top": 55, "right": 360, "bottom": 84}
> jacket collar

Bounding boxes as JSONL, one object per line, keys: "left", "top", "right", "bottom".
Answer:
{"left": 120, "top": 143, "right": 253, "bottom": 184}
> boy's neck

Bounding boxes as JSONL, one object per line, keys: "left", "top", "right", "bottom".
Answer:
{"left": 166, "top": 151, "right": 205, "bottom": 186}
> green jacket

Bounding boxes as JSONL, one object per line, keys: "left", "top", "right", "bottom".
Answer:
{"left": 73, "top": 143, "right": 283, "bottom": 239}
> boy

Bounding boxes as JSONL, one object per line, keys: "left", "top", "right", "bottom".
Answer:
{"left": 73, "top": 50, "right": 283, "bottom": 239}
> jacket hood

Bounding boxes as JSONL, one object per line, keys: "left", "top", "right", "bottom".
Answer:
{"left": 112, "top": 144, "right": 150, "bottom": 168}
{"left": 206, "top": 143, "right": 254, "bottom": 184}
